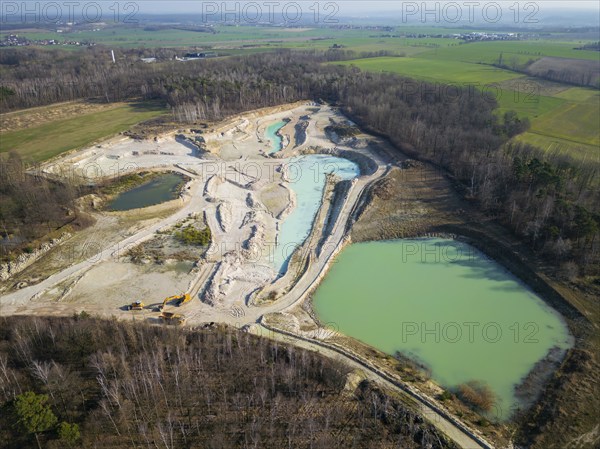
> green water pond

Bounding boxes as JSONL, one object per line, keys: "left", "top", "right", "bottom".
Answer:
{"left": 313, "top": 238, "right": 573, "bottom": 419}
{"left": 107, "top": 173, "right": 185, "bottom": 211}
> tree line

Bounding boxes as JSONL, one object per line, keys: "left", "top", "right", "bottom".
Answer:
{"left": 0, "top": 316, "right": 456, "bottom": 448}
{"left": 0, "top": 152, "right": 84, "bottom": 261}
{"left": 0, "top": 47, "right": 385, "bottom": 110}
{"left": 494, "top": 51, "right": 600, "bottom": 88}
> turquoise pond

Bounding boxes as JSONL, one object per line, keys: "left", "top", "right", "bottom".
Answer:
{"left": 274, "top": 155, "right": 360, "bottom": 273}
{"left": 265, "top": 120, "right": 286, "bottom": 154}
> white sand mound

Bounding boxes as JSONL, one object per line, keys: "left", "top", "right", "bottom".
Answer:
{"left": 277, "top": 183, "right": 297, "bottom": 221}
{"left": 216, "top": 201, "right": 232, "bottom": 232}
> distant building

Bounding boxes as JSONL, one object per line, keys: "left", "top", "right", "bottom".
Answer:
{"left": 182, "top": 51, "right": 217, "bottom": 60}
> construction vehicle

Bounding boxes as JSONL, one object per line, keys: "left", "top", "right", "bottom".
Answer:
{"left": 175, "top": 293, "right": 191, "bottom": 307}
{"left": 159, "top": 311, "right": 185, "bottom": 325}
{"left": 128, "top": 301, "right": 145, "bottom": 311}
{"left": 157, "top": 293, "right": 191, "bottom": 311}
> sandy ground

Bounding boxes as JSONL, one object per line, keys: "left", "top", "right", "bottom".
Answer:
{"left": 0, "top": 103, "right": 390, "bottom": 328}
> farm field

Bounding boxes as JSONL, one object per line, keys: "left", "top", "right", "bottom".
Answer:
{"left": 416, "top": 40, "right": 600, "bottom": 63}
{"left": 516, "top": 86, "right": 600, "bottom": 161}
{"left": 0, "top": 26, "right": 286, "bottom": 48}
{"left": 528, "top": 97, "right": 599, "bottom": 145}
{"left": 335, "top": 47, "right": 599, "bottom": 161}
{"left": 0, "top": 25, "right": 413, "bottom": 49}
{"left": 0, "top": 101, "right": 166, "bottom": 162}
{"left": 335, "top": 55, "right": 522, "bottom": 84}
{"left": 514, "top": 132, "right": 599, "bottom": 161}
{"left": 5, "top": 24, "right": 600, "bottom": 58}
{"left": 1, "top": 25, "right": 463, "bottom": 56}
{"left": 280, "top": 37, "right": 455, "bottom": 55}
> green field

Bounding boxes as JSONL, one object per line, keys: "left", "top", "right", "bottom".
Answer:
{"left": 335, "top": 56, "right": 567, "bottom": 119}
{"left": 517, "top": 86, "right": 600, "bottom": 161}
{"left": 532, "top": 101, "right": 599, "bottom": 145}
{"left": 281, "top": 38, "right": 454, "bottom": 55}
{"left": 495, "top": 90, "right": 566, "bottom": 120}
{"left": 0, "top": 25, "right": 372, "bottom": 48}
{"left": 336, "top": 56, "right": 522, "bottom": 84}
{"left": 1, "top": 25, "right": 463, "bottom": 56}
{"left": 5, "top": 24, "right": 600, "bottom": 60}
{"left": 416, "top": 40, "right": 600, "bottom": 63}
{"left": 334, "top": 47, "right": 599, "bottom": 161}
{"left": 515, "top": 132, "right": 599, "bottom": 161}
{"left": 0, "top": 101, "right": 166, "bottom": 162}
{"left": 554, "top": 86, "right": 600, "bottom": 102}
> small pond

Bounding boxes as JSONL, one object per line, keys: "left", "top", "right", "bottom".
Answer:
{"left": 265, "top": 120, "right": 286, "bottom": 154}
{"left": 107, "top": 173, "right": 185, "bottom": 211}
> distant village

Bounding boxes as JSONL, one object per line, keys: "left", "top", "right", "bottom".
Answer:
{"left": 328, "top": 24, "right": 531, "bottom": 41}
{"left": 371, "top": 31, "right": 526, "bottom": 41}
{"left": 1, "top": 34, "right": 95, "bottom": 47}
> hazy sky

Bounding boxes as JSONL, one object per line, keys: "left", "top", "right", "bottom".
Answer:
{"left": 6, "top": 1, "right": 600, "bottom": 26}
{"left": 129, "top": 1, "right": 599, "bottom": 14}
{"left": 126, "top": 1, "right": 600, "bottom": 27}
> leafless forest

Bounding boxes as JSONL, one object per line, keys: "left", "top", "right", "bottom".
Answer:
{"left": 0, "top": 316, "right": 456, "bottom": 449}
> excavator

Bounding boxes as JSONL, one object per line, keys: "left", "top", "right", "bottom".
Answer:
{"left": 156, "top": 293, "right": 191, "bottom": 311}
{"left": 159, "top": 311, "right": 186, "bottom": 325}
{"left": 128, "top": 301, "right": 145, "bottom": 311}
{"left": 153, "top": 293, "right": 191, "bottom": 325}
{"left": 175, "top": 293, "right": 191, "bottom": 306}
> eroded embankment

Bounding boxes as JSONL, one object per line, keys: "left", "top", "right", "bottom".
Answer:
{"left": 317, "top": 179, "right": 352, "bottom": 257}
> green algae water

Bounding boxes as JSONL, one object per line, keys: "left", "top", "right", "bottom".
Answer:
{"left": 313, "top": 238, "right": 573, "bottom": 419}
{"left": 108, "top": 173, "right": 185, "bottom": 211}
{"left": 265, "top": 120, "right": 286, "bottom": 153}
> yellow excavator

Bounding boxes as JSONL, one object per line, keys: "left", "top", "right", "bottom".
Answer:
{"left": 128, "top": 301, "right": 145, "bottom": 311}
{"left": 159, "top": 311, "right": 185, "bottom": 325}
{"left": 156, "top": 293, "right": 191, "bottom": 311}
{"left": 175, "top": 293, "right": 191, "bottom": 307}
